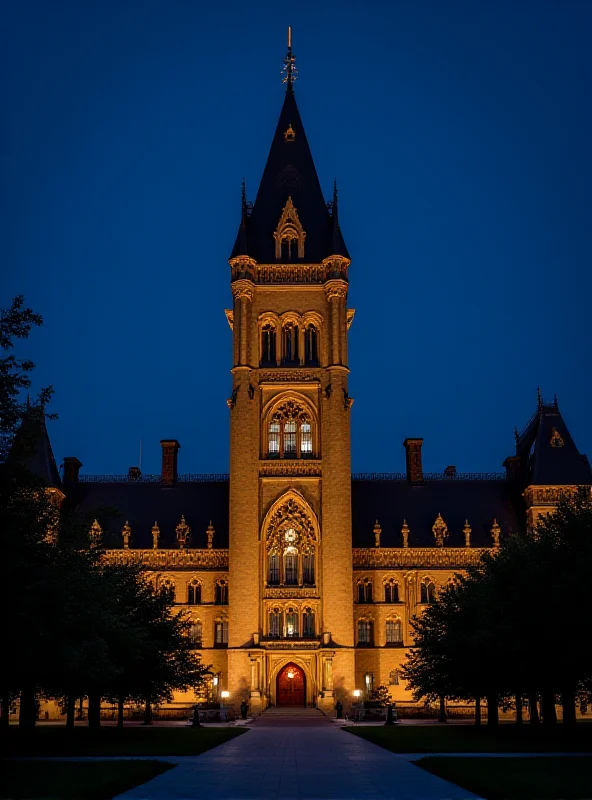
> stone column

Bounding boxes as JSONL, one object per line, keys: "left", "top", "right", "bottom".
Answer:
{"left": 232, "top": 281, "right": 254, "bottom": 367}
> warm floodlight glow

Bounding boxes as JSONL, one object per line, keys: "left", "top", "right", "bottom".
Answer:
{"left": 212, "top": 675, "right": 219, "bottom": 686}
{"left": 220, "top": 690, "right": 230, "bottom": 699}
{"left": 353, "top": 689, "right": 361, "bottom": 697}
{"left": 287, "top": 669, "right": 295, "bottom": 679}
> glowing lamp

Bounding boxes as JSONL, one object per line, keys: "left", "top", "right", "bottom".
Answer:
{"left": 220, "top": 690, "right": 230, "bottom": 699}
{"left": 212, "top": 675, "right": 219, "bottom": 686}
{"left": 353, "top": 689, "right": 361, "bottom": 698}
{"left": 287, "top": 669, "right": 295, "bottom": 679}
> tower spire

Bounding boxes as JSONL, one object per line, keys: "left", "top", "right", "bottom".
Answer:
{"left": 282, "top": 26, "right": 297, "bottom": 90}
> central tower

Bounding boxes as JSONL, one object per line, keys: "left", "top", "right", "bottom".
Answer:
{"left": 226, "top": 37, "right": 355, "bottom": 710}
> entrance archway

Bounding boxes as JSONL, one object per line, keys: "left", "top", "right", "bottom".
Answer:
{"left": 276, "top": 662, "right": 306, "bottom": 707}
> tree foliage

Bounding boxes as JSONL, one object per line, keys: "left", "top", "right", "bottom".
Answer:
{"left": 1, "top": 297, "right": 209, "bottom": 727}
{"left": 402, "top": 489, "right": 592, "bottom": 724}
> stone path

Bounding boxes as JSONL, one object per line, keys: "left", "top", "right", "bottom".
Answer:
{"left": 115, "top": 724, "right": 481, "bottom": 799}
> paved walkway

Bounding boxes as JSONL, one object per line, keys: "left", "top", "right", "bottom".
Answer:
{"left": 115, "top": 725, "right": 481, "bottom": 799}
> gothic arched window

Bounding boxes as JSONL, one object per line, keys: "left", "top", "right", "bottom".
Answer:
{"left": 303, "top": 607, "right": 315, "bottom": 638}
{"left": 187, "top": 579, "right": 201, "bottom": 605}
{"left": 420, "top": 578, "right": 436, "bottom": 604}
{"left": 269, "top": 608, "right": 282, "bottom": 638}
{"left": 215, "top": 580, "right": 228, "bottom": 605}
{"left": 261, "top": 323, "right": 277, "bottom": 365}
{"left": 357, "top": 619, "right": 373, "bottom": 646}
{"left": 386, "top": 619, "right": 403, "bottom": 645}
{"left": 357, "top": 579, "right": 372, "bottom": 604}
{"left": 267, "top": 400, "right": 314, "bottom": 459}
{"left": 384, "top": 580, "right": 399, "bottom": 603}
{"left": 268, "top": 553, "right": 280, "bottom": 585}
{"left": 160, "top": 579, "right": 175, "bottom": 602}
{"left": 304, "top": 324, "right": 318, "bottom": 365}
{"left": 282, "top": 322, "right": 299, "bottom": 364}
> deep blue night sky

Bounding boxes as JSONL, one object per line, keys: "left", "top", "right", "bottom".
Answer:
{"left": 2, "top": 0, "right": 591, "bottom": 476}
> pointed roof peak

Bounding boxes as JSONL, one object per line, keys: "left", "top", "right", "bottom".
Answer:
{"left": 281, "top": 26, "right": 298, "bottom": 90}
{"left": 8, "top": 404, "right": 61, "bottom": 488}
{"left": 229, "top": 58, "right": 350, "bottom": 264}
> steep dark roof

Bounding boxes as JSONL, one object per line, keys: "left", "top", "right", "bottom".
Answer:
{"left": 352, "top": 479, "right": 522, "bottom": 548}
{"left": 8, "top": 406, "right": 61, "bottom": 488}
{"left": 230, "top": 85, "right": 349, "bottom": 263}
{"left": 516, "top": 400, "right": 591, "bottom": 486}
{"left": 67, "top": 481, "right": 229, "bottom": 549}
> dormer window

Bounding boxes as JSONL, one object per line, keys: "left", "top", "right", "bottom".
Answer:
{"left": 284, "top": 124, "right": 295, "bottom": 142}
{"left": 274, "top": 197, "right": 306, "bottom": 259}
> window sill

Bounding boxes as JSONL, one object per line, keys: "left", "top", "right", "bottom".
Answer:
{"left": 356, "top": 642, "right": 375, "bottom": 648}
{"left": 213, "top": 643, "right": 228, "bottom": 649}
{"left": 384, "top": 642, "right": 405, "bottom": 648}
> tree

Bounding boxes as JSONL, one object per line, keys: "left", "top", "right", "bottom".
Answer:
{"left": 370, "top": 685, "right": 392, "bottom": 706}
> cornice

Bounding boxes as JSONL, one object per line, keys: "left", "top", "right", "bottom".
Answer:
{"left": 104, "top": 549, "right": 229, "bottom": 570}
{"left": 352, "top": 547, "right": 489, "bottom": 569}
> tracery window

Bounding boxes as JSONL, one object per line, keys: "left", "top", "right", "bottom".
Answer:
{"left": 302, "top": 607, "right": 315, "bottom": 638}
{"left": 214, "top": 620, "right": 228, "bottom": 647}
{"left": 420, "top": 578, "right": 436, "bottom": 604}
{"left": 160, "top": 579, "right": 175, "bottom": 602}
{"left": 268, "top": 554, "right": 280, "bottom": 585}
{"left": 261, "top": 323, "right": 277, "bottom": 365}
{"left": 304, "top": 324, "right": 318, "bottom": 365}
{"left": 215, "top": 580, "right": 228, "bottom": 605}
{"left": 267, "top": 400, "right": 315, "bottom": 459}
{"left": 285, "top": 608, "right": 299, "bottom": 637}
{"left": 358, "top": 619, "right": 373, "bottom": 646}
{"left": 269, "top": 608, "right": 282, "bottom": 638}
{"left": 187, "top": 579, "right": 201, "bottom": 605}
{"left": 282, "top": 322, "right": 299, "bottom": 364}
{"left": 357, "top": 578, "right": 373, "bottom": 604}
{"left": 386, "top": 619, "right": 403, "bottom": 645}
{"left": 188, "top": 621, "right": 202, "bottom": 647}
{"left": 384, "top": 580, "right": 399, "bottom": 603}
{"left": 265, "top": 498, "right": 317, "bottom": 590}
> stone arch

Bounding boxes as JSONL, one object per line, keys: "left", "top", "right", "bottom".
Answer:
{"left": 261, "top": 489, "right": 319, "bottom": 555}
{"left": 269, "top": 657, "right": 315, "bottom": 707}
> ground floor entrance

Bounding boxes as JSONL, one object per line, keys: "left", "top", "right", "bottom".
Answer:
{"left": 276, "top": 662, "right": 306, "bottom": 707}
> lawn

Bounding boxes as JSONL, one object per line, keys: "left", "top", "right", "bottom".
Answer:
{"left": 344, "top": 721, "right": 592, "bottom": 753}
{"left": 416, "top": 756, "right": 592, "bottom": 800}
{"left": 1, "top": 726, "right": 247, "bottom": 757}
{"left": 0, "top": 760, "right": 173, "bottom": 800}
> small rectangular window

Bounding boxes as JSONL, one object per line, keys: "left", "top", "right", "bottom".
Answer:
{"left": 269, "top": 422, "right": 280, "bottom": 454}
{"left": 284, "top": 420, "right": 296, "bottom": 455}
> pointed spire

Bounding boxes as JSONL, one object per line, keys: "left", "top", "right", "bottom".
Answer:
{"left": 282, "top": 26, "right": 297, "bottom": 90}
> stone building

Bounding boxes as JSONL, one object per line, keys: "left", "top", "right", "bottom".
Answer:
{"left": 23, "top": 46, "right": 592, "bottom": 715}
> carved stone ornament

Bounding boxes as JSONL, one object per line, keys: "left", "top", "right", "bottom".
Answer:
{"left": 266, "top": 498, "right": 317, "bottom": 556}
{"left": 284, "top": 123, "right": 295, "bottom": 142}
{"left": 231, "top": 280, "right": 254, "bottom": 301}
{"left": 272, "top": 399, "right": 310, "bottom": 424}
{"left": 463, "top": 519, "right": 472, "bottom": 548}
{"left": 259, "top": 461, "right": 321, "bottom": 478}
{"left": 152, "top": 521, "right": 160, "bottom": 549}
{"left": 89, "top": 519, "right": 102, "bottom": 548}
{"left": 121, "top": 521, "right": 132, "bottom": 550}
{"left": 324, "top": 281, "right": 347, "bottom": 301}
{"left": 401, "top": 520, "right": 410, "bottom": 548}
{"left": 206, "top": 521, "right": 215, "bottom": 549}
{"left": 491, "top": 518, "right": 501, "bottom": 548}
{"left": 227, "top": 387, "right": 238, "bottom": 409}
{"left": 224, "top": 309, "right": 234, "bottom": 330}
{"left": 106, "top": 548, "right": 228, "bottom": 570}
{"left": 176, "top": 515, "right": 191, "bottom": 549}
{"left": 373, "top": 520, "right": 381, "bottom": 548}
{"left": 273, "top": 196, "right": 306, "bottom": 258}
{"left": 346, "top": 309, "right": 355, "bottom": 330}
{"left": 550, "top": 427, "right": 564, "bottom": 448}
{"left": 342, "top": 388, "right": 354, "bottom": 410}
{"left": 432, "top": 513, "right": 449, "bottom": 547}
{"left": 259, "top": 369, "right": 319, "bottom": 383}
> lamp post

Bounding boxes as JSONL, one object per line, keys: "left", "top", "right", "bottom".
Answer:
{"left": 352, "top": 689, "right": 362, "bottom": 724}
{"left": 220, "top": 690, "right": 230, "bottom": 723}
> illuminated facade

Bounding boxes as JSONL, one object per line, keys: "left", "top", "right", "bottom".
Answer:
{"left": 25, "top": 49, "right": 592, "bottom": 715}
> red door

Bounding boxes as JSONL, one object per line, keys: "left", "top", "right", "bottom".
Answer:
{"left": 277, "top": 663, "right": 306, "bottom": 706}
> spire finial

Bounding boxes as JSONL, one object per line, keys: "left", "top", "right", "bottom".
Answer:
{"left": 282, "top": 27, "right": 297, "bottom": 89}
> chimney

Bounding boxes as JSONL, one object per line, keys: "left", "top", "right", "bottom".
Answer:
{"left": 128, "top": 466, "right": 142, "bottom": 482}
{"left": 63, "top": 457, "right": 82, "bottom": 484}
{"left": 160, "top": 440, "right": 180, "bottom": 486}
{"left": 403, "top": 438, "right": 424, "bottom": 483}
{"left": 444, "top": 465, "right": 457, "bottom": 478}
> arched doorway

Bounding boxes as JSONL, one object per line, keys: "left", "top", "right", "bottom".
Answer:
{"left": 276, "top": 662, "right": 306, "bottom": 707}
